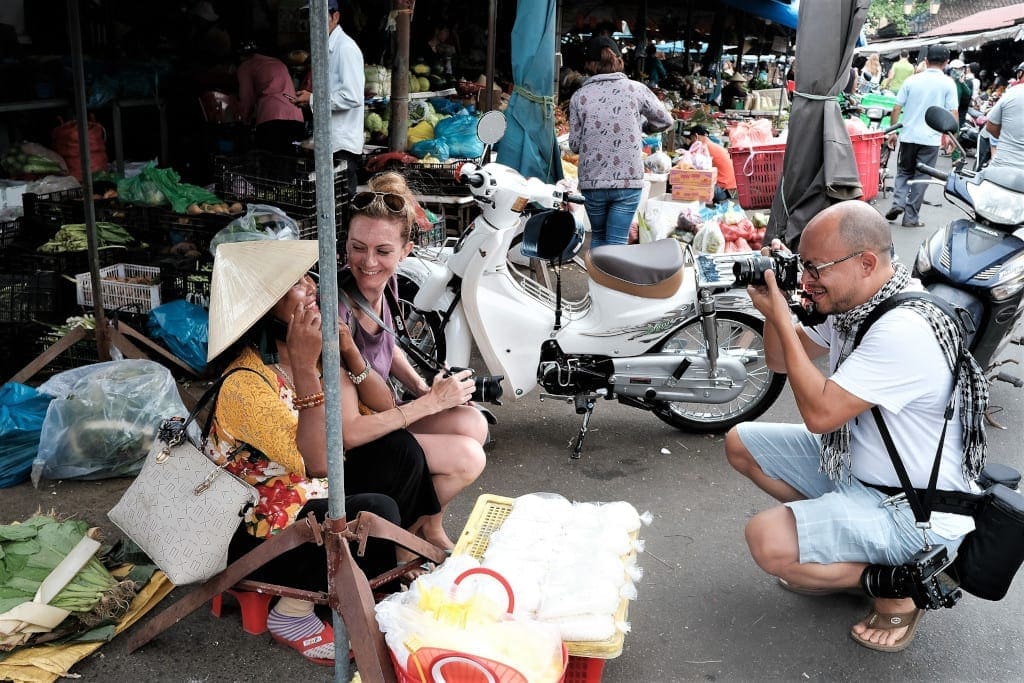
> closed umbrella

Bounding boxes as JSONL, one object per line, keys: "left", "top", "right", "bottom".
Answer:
{"left": 766, "top": 0, "right": 870, "bottom": 249}
{"left": 496, "top": 0, "right": 563, "bottom": 183}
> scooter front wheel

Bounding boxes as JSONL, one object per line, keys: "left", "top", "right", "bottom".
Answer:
{"left": 651, "top": 312, "right": 786, "bottom": 433}
{"left": 395, "top": 274, "right": 447, "bottom": 380}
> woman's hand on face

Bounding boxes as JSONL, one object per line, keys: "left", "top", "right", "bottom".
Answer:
{"left": 426, "top": 369, "right": 475, "bottom": 411}
{"left": 287, "top": 300, "right": 322, "bottom": 369}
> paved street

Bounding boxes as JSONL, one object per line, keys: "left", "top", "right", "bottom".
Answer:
{"left": 5, "top": 156, "right": 1024, "bottom": 681}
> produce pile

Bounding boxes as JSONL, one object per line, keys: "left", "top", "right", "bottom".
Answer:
{"left": 0, "top": 142, "right": 68, "bottom": 178}
{"left": 0, "top": 513, "right": 137, "bottom": 650}
{"left": 36, "top": 222, "right": 134, "bottom": 254}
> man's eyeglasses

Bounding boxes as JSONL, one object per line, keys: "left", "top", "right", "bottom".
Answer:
{"left": 800, "top": 251, "right": 865, "bottom": 280}
{"left": 349, "top": 191, "right": 406, "bottom": 214}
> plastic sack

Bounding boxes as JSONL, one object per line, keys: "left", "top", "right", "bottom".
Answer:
{"left": 0, "top": 383, "right": 54, "bottom": 488}
{"left": 407, "top": 120, "right": 435, "bottom": 147}
{"left": 31, "top": 360, "right": 191, "bottom": 485}
{"left": 846, "top": 116, "right": 869, "bottom": 135}
{"left": 117, "top": 162, "right": 221, "bottom": 213}
{"left": 51, "top": 117, "right": 107, "bottom": 181}
{"left": 147, "top": 300, "right": 209, "bottom": 373}
{"left": 410, "top": 138, "right": 451, "bottom": 161}
{"left": 25, "top": 174, "right": 80, "bottom": 195}
{"left": 643, "top": 151, "right": 672, "bottom": 174}
{"left": 434, "top": 114, "right": 484, "bottom": 159}
{"left": 692, "top": 220, "right": 725, "bottom": 253}
{"left": 208, "top": 204, "right": 300, "bottom": 256}
{"left": 688, "top": 141, "right": 713, "bottom": 171}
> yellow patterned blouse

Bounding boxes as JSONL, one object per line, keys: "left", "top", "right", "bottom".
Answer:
{"left": 207, "top": 347, "right": 329, "bottom": 539}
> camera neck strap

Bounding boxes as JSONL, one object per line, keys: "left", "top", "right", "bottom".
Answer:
{"left": 854, "top": 292, "right": 968, "bottom": 525}
{"left": 338, "top": 271, "right": 446, "bottom": 378}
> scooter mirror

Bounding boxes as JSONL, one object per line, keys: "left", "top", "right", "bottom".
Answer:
{"left": 925, "top": 105, "right": 959, "bottom": 135}
{"left": 477, "top": 110, "right": 507, "bottom": 146}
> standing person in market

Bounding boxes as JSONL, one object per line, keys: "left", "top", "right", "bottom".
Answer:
{"left": 984, "top": 66, "right": 1024, "bottom": 172}
{"left": 292, "top": 0, "right": 364, "bottom": 199}
{"left": 883, "top": 44, "right": 957, "bottom": 229}
{"left": 568, "top": 36, "right": 672, "bottom": 247}
{"left": 236, "top": 40, "right": 307, "bottom": 155}
{"left": 882, "top": 50, "right": 914, "bottom": 94}
{"left": 720, "top": 71, "right": 749, "bottom": 111}
{"left": 687, "top": 125, "right": 737, "bottom": 203}
{"left": 724, "top": 200, "right": 987, "bottom": 653}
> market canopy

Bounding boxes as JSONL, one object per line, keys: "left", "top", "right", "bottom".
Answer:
{"left": 497, "top": 0, "right": 563, "bottom": 183}
{"left": 766, "top": 0, "right": 869, "bottom": 248}
{"left": 718, "top": 0, "right": 800, "bottom": 30}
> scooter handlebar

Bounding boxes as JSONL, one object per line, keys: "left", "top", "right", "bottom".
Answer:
{"left": 916, "top": 162, "right": 949, "bottom": 182}
{"left": 564, "top": 193, "right": 585, "bottom": 204}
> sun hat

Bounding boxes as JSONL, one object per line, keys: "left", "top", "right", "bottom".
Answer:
{"left": 586, "top": 36, "right": 621, "bottom": 62}
{"left": 206, "top": 240, "right": 320, "bottom": 361}
{"left": 728, "top": 72, "right": 748, "bottom": 82}
{"left": 948, "top": 59, "right": 965, "bottom": 69}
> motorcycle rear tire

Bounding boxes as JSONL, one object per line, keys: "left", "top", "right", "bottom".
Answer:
{"left": 396, "top": 274, "right": 447, "bottom": 378}
{"left": 651, "top": 312, "right": 787, "bottom": 433}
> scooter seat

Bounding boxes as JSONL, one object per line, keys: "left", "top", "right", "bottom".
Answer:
{"left": 585, "top": 238, "right": 684, "bottom": 299}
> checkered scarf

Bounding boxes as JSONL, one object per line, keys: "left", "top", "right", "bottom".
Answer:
{"left": 820, "top": 262, "right": 988, "bottom": 483}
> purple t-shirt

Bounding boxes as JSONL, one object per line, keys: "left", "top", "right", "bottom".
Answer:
{"left": 339, "top": 275, "right": 396, "bottom": 379}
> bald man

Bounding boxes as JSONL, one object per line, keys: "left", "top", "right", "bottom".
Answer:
{"left": 724, "top": 201, "right": 986, "bottom": 653}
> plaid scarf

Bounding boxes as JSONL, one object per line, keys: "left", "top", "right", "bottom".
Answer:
{"left": 820, "top": 262, "right": 988, "bottom": 483}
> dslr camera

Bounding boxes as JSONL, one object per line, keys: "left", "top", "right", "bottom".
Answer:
{"left": 732, "top": 251, "right": 801, "bottom": 290}
{"left": 447, "top": 367, "right": 504, "bottom": 405}
{"left": 862, "top": 545, "right": 962, "bottom": 610}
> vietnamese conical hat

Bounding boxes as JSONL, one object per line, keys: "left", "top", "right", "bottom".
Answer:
{"left": 206, "top": 240, "right": 320, "bottom": 361}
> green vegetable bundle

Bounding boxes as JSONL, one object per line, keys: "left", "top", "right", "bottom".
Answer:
{"left": 0, "top": 514, "right": 136, "bottom": 647}
{"left": 36, "top": 222, "right": 134, "bottom": 253}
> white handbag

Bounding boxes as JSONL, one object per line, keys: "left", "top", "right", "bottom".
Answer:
{"left": 108, "top": 369, "right": 263, "bottom": 585}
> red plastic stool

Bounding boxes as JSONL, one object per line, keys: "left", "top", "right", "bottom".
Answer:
{"left": 210, "top": 589, "right": 274, "bottom": 635}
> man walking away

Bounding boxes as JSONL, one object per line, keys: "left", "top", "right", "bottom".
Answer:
{"left": 884, "top": 44, "right": 957, "bottom": 229}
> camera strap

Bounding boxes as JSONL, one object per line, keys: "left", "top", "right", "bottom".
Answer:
{"left": 337, "top": 270, "right": 447, "bottom": 378}
{"left": 853, "top": 292, "right": 969, "bottom": 526}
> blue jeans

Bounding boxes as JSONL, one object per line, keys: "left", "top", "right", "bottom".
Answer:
{"left": 583, "top": 187, "right": 641, "bottom": 248}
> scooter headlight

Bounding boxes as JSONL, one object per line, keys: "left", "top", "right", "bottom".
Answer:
{"left": 991, "top": 251, "right": 1024, "bottom": 301}
{"left": 967, "top": 181, "right": 1024, "bottom": 226}
{"left": 915, "top": 242, "right": 932, "bottom": 274}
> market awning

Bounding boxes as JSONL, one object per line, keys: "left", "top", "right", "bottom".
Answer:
{"left": 921, "top": 3, "right": 1024, "bottom": 38}
{"left": 718, "top": 0, "right": 800, "bottom": 30}
{"left": 858, "top": 23, "right": 1024, "bottom": 56}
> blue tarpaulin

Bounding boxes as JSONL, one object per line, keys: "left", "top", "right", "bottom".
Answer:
{"left": 496, "top": 0, "right": 564, "bottom": 184}
{"left": 719, "top": 0, "right": 800, "bottom": 30}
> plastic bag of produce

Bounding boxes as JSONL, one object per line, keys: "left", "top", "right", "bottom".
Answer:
{"left": 117, "top": 162, "right": 220, "bottom": 213}
{"left": 409, "top": 138, "right": 450, "bottom": 161}
{"left": 147, "top": 300, "right": 209, "bottom": 373}
{"left": 0, "top": 383, "right": 54, "bottom": 488}
{"left": 31, "top": 360, "right": 191, "bottom": 485}
{"left": 692, "top": 220, "right": 725, "bottom": 253}
{"left": 434, "top": 114, "right": 484, "bottom": 159}
{"left": 208, "top": 204, "right": 300, "bottom": 257}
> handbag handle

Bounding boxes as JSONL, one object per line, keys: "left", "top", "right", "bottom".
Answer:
{"left": 162, "top": 367, "right": 274, "bottom": 450}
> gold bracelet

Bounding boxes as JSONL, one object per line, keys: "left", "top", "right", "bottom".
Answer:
{"left": 395, "top": 405, "right": 409, "bottom": 429}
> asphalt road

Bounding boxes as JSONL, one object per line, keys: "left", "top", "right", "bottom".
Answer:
{"left": 5, "top": 156, "right": 1024, "bottom": 682}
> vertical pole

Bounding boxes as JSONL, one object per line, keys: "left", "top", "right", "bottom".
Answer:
{"left": 306, "top": 2, "right": 349, "bottom": 681}
{"left": 484, "top": 0, "right": 497, "bottom": 112}
{"left": 389, "top": 1, "right": 414, "bottom": 153}
{"left": 67, "top": 0, "right": 108, "bottom": 361}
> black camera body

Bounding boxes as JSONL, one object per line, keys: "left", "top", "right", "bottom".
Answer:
{"left": 732, "top": 251, "right": 801, "bottom": 290}
{"left": 447, "top": 367, "right": 504, "bottom": 405}
{"left": 863, "top": 545, "right": 962, "bottom": 610}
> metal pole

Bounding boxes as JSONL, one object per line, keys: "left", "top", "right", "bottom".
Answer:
{"left": 67, "top": 0, "right": 108, "bottom": 361}
{"left": 484, "top": 0, "right": 497, "bottom": 112}
{"left": 389, "top": 1, "right": 414, "bottom": 153}
{"left": 307, "top": 2, "right": 349, "bottom": 680}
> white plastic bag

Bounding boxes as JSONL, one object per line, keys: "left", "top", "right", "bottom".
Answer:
{"left": 693, "top": 220, "right": 725, "bottom": 253}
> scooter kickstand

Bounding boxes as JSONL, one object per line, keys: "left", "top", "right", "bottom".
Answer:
{"left": 569, "top": 392, "right": 600, "bottom": 459}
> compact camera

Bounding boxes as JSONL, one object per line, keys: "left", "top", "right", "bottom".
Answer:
{"left": 732, "top": 251, "right": 801, "bottom": 290}
{"left": 447, "top": 367, "right": 504, "bottom": 405}
{"left": 863, "top": 545, "right": 962, "bottom": 610}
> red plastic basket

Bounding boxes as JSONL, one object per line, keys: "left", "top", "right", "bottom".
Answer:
{"left": 851, "top": 131, "right": 884, "bottom": 202}
{"left": 729, "top": 143, "right": 786, "bottom": 210}
{"left": 563, "top": 656, "right": 606, "bottom": 683}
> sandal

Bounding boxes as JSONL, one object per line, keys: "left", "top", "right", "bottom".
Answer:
{"left": 777, "top": 577, "right": 863, "bottom": 597}
{"left": 849, "top": 607, "right": 924, "bottom": 653}
{"left": 270, "top": 618, "right": 336, "bottom": 666}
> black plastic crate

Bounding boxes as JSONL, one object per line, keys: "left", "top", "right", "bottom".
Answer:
{"left": 401, "top": 160, "right": 472, "bottom": 196}
{"left": 215, "top": 151, "right": 347, "bottom": 215}
{"left": 2, "top": 245, "right": 125, "bottom": 277}
{"left": 0, "top": 217, "right": 22, "bottom": 252}
{"left": 413, "top": 218, "right": 446, "bottom": 247}
{"left": 0, "top": 321, "right": 47, "bottom": 381}
{"left": 159, "top": 263, "right": 213, "bottom": 308}
{"left": 35, "top": 326, "right": 101, "bottom": 375}
{"left": 0, "top": 271, "right": 66, "bottom": 324}
{"left": 22, "top": 187, "right": 86, "bottom": 231}
{"left": 150, "top": 209, "right": 235, "bottom": 258}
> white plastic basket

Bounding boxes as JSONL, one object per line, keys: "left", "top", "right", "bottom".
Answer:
{"left": 76, "top": 263, "right": 162, "bottom": 313}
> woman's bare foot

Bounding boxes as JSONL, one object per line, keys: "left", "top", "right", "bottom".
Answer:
{"left": 419, "top": 527, "right": 455, "bottom": 551}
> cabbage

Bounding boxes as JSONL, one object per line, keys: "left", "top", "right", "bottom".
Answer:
{"left": 408, "top": 100, "right": 435, "bottom": 124}
{"left": 365, "top": 112, "right": 385, "bottom": 133}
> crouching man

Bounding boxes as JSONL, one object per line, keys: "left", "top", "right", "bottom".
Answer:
{"left": 724, "top": 201, "right": 987, "bottom": 652}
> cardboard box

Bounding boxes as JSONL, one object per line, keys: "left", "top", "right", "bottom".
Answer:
{"left": 669, "top": 167, "right": 717, "bottom": 202}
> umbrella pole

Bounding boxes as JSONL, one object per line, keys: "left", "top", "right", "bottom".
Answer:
{"left": 484, "top": 0, "right": 497, "bottom": 112}
{"left": 388, "top": 1, "right": 413, "bottom": 153}
{"left": 67, "top": 0, "right": 109, "bottom": 363}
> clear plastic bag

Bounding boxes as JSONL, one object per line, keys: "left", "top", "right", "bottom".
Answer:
{"left": 31, "top": 360, "right": 191, "bottom": 485}
{"left": 208, "top": 204, "right": 300, "bottom": 256}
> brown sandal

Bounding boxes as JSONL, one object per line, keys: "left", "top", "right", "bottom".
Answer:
{"left": 849, "top": 607, "right": 924, "bottom": 652}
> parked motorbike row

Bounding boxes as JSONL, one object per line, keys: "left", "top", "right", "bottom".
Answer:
{"left": 391, "top": 108, "right": 1023, "bottom": 457}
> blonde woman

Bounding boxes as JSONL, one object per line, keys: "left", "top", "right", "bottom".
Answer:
{"left": 859, "top": 54, "right": 883, "bottom": 93}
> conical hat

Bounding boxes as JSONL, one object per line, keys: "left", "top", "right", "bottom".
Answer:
{"left": 206, "top": 240, "right": 320, "bottom": 361}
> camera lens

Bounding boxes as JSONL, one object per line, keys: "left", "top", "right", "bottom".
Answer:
{"left": 732, "top": 256, "right": 774, "bottom": 287}
{"left": 472, "top": 376, "right": 504, "bottom": 404}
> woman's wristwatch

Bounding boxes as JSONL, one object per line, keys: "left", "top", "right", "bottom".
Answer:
{"left": 347, "top": 357, "right": 371, "bottom": 385}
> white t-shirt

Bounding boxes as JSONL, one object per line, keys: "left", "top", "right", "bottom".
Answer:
{"left": 803, "top": 308, "right": 975, "bottom": 539}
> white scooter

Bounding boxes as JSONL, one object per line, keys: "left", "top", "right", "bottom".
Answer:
{"left": 397, "top": 112, "right": 786, "bottom": 456}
